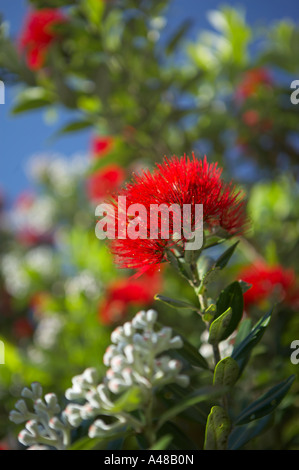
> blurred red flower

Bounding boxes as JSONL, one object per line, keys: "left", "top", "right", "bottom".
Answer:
{"left": 235, "top": 67, "right": 272, "bottom": 103}
{"left": 14, "top": 192, "right": 54, "bottom": 247}
{"left": 239, "top": 262, "right": 299, "bottom": 311}
{"left": 12, "top": 318, "right": 34, "bottom": 340}
{"left": 19, "top": 8, "right": 66, "bottom": 70}
{"left": 110, "top": 154, "right": 248, "bottom": 271}
{"left": 91, "top": 136, "right": 114, "bottom": 158}
{"left": 15, "top": 191, "right": 35, "bottom": 209}
{"left": 30, "top": 292, "right": 51, "bottom": 316}
{"left": 17, "top": 229, "right": 54, "bottom": 247}
{"left": 99, "top": 269, "right": 162, "bottom": 325}
{"left": 241, "top": 109, "right": 273, "bottom": 134}
{"left": 87, "top": 164, "right": 125, "bottom": 202}
{"left": 0, "top": 442, "right": 9, "bottom": 450}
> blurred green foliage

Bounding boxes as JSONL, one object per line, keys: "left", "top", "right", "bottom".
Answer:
{"left": 0, "top": 0, "right": 299, "bottom": 450}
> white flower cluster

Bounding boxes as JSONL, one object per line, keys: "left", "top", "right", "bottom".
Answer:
{"left": 64, "top": 310, "right": 189, "bottom": 438}
{"left": 10, "top": 195, "right": 56, "bottom": 237}
{"left": 9, "top": 382, "right": 70, "bottom": 450}
{"left": 1, "top": 247, "right": 56, "bottom": 297}
{"left": 65, "top": 270, "right": 100, "bottom": 299}
{"left": 10, "top": 310, "right": 189, "bottom": 448}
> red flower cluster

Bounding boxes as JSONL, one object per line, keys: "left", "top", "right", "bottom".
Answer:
{"left": 87, "top": 136, "right": 125, "bottom": 202}
{"left": 91, "top": 136, "right": 114, "bottom": 158}
{"left": 110, "top": 154, "right": 248, "bottom": 270}
{"left": 87, "top": 165, "right": 126, "bottom": 203}
{"left": 19, "top": 9, "right": 66, "bottom": 70}
{"left": 239, "top": 262, "right": 299, "bottom": 311}
{"left": 235, "top": 67, "right": 272, "bottom": 103}
{"left": 241, "top": 110, "right": 273, "bottom": 132}
{"left": 12, "top": 318, "right": 34, "bottom": 340}
{"left": 98, "top": 269, "right": 162, "bottom": 325}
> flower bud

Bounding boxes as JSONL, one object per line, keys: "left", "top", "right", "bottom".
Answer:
{"left": 18, "top": 429, "right": 37, "bottom": 447}
{"left": 82, "top": 368, "right": 98, "bottom": 385}
{"left": 9, "top": 410, "right": 25, "bottom": 424}
{"left": 25, "top": 420, "right": 39, "bottom": 436}
{"left": 15, "top": 400, "right": 28, "bottom": 415}
{"left": 111, "top": 326, "right": 124, "bottom": 344}
{"left": 31, "top": 382, "right": 43, "bottom": 399}
{"left": 45, "top": 393, "right": 60, "bottom": 413}
{"left": 146, "top": 309, "right": 158, "bottom": 324}
{"left": 175, "top": 375, "right": 190, "bottom": 388}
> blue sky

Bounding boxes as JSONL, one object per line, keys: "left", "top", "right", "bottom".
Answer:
{"left": 1, "top": 0, "right": 299, "bottom": 204}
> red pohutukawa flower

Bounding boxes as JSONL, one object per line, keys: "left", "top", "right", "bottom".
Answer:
{"left": 108, "top": 154, "right": 248, "bottom": 271}
{"left": 239, "top": 262, "right": 299, "bottom": 311}
{"left": 19, "top": 9, "right": 66, "bottom": 70}
{"left": 99, "top": 269, "right": 162, "bottom": 325}
{"left": 91, "top": 136, "right": 114, "bottom": 158}
{"left": 235, "top": 67, "right": 272, "bottom": 103}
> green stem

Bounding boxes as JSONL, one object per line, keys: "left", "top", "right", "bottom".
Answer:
{"left": 144, "top": 393, "right": 155, "bottom": 447}
{"left": 212, "top": 343, "right": 221, "bottom": 367}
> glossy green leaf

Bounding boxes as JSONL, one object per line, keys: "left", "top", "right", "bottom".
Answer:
{"left": 232, "top": 310, "right": 272, "bottom": 374}
{"left": 213, "top": 356, "right": 239, "bottom": 387}
{"left": 208, "top": 307, "right": 232, "bottom": 345}
{"left": 228, "top": 415, "right": 272, "bottom": 450}
{"left": 232, "top": 318, "right": 252, "bottom": 349}
{"left": 204, "top": 406, "right": 231, "bottom": 450}
{"left": 214, "top": 241, "right": 239, "bottom": 270}
{"left": 178, "top": 335, "right": 210, "bottom": 370}
{"left": 154, "top": 294, "right": 198, "bottom": 310}
{"left": 157, "top": 386, "right": 228, "bottom": 430}
{"left": 234, "top": 375, "right": 295, "bottom": 425}
{"left": 214, "top": 281, "right": 244, "bottom": 340}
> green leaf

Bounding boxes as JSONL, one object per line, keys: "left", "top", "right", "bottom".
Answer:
{"left": 208, "top": 307, "right": 232, "bottom": 345}
{"left": 154, "top": 294, "right": 198, "bottom": 311}
{"left": 232, "top": 310, "right": 272, "bottom": 374}
{"left": 238, "top": 280, "right": 252, "bottom": 294}
{"left": 213, "top": 357, "right": 239, "bottom": 387}
{"left": 177, "top": 335, "right": 210, "bottom": 370}
{"left": 214, "top": 241, "right": 239, "bottom": 270}
{"left": 83, "top": 0, "right": 105, "bottom": 26}
{"left": 157, "top": 386, "right": 227, "bottom": 430}
{"left": 214, "top": 281, "right": 244, "bottom": 340}
{"left": 68, "top": 437, "right": 103, "bottom": 451}
{"left": 149, "top": 435, "right": 173, "bottom": 450}
{"left": 55, "top": 119, "right": 92, "bottom": 136}
{"left": 234, "top": 375, "right": 295, "bottom": 425}
{"left": 166, "top": 20, "right": 192, "bottom": 55}
{"left": 161, "top": 384, "right": 209, "bottom": 427}
{"left": 228, "top": 415, "right": 272, "bottom": 450}
{"left": 12, "top": 98, "right": 52, "bottom": 114}
{"left": 204, "top": 406, "right": 231, "bottom": 450}
{"left": 232, "top": 318, "right": 252, "bottom": 349}
{"left": 196, "top": 243, "right": 239, "bottom": 294}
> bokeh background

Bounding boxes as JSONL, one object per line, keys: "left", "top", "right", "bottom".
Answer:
{"left": 2, "top": 0, "right": 299, "bottom": 201}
